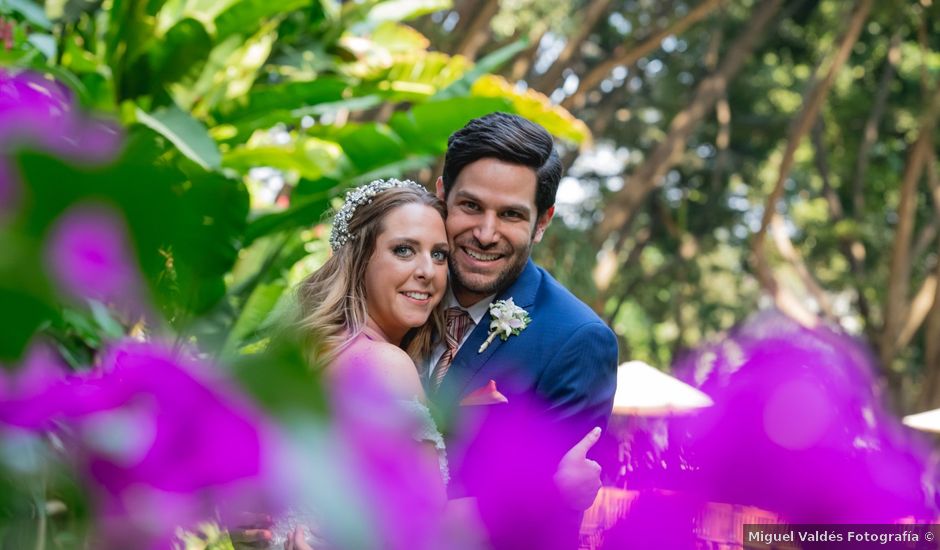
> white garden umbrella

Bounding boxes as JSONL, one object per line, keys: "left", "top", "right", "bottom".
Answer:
{"left": 612, "top": 360, "right": 713, "bottom": 416}
{"left": 902, "top": 408, "right": 940, "bottom": 433}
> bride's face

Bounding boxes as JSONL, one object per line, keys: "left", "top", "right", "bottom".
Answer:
{"left": 363, "top": 203, "right": 449, "bottom": 344}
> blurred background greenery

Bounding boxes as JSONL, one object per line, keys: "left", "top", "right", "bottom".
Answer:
{"left": 2, "top": 0, "right": 939, "bottom": 432}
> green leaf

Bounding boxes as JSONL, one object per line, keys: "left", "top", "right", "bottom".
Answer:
{"left": 388, "top": 96, "right": 512, "bottom": 154}
{"left": 221, "top": 280, "right": 287, "bottom": 358}
{"left": 433, "top": 37, "right": 530, "bottom": 101}
{"left": 350, "top": 0, "right": 450, "bottom": 33}
{"left": 15, "top": 144, "right": 248, "bottom": 321}
{"left": 0, "top": 288, "right": 53, "bottom": 361}
{"left": 216, "top": 78, "right": 349, "bottom": 122}
{"left": 88, "top": 300, "right": 126, "bottom": 340}
{"left": 222, "top": 136, "right": 345, "bottom": 180}
{"left": 26, "top": 33, "right": 55, "bottom": 59}
{"left": 214, "top": 0, "right": 309, "bottom": 42}
{"left": 348, "top": 155, "right": 436, "bottom": 185}
{"left": 335, "top": 123, "right": 406, "bottom": 173}
{"left": 135, "top": 104, "right": 222, "bottom": 170}
{"left": 149, "top": 17, "right": 212, "bottom": 87}
{"left": 0, "top": 0, "right": 52, "bottom": 30}
{"left": 243, "top": 186, "right": 335, "bottom": 244}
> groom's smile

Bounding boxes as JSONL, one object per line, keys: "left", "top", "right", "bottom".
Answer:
{"left": 438, "top": 158, "right": 554, "bottom": 307}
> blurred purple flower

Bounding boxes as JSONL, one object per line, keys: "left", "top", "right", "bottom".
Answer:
{"left": 0, "top": 341, "right": 67, "bottom": 402}
{"left": 323, "top": 358, "right": 449, "bottom": 550}
{"left": 451, "top": 390, "right": 587, "bottom": 550}
{"left": 0, "top": 339, "right": 288, "bottom": 549}
{"left": 44, "top": 203, "right": 143, "bottom": 311}
{"left": 643, "top": 310, "right": 935, "bottom": 522}
{"left": 0, "top": 70, "right": 121, "bottom": 219}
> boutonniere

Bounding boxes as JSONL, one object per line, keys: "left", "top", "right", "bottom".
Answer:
{"left": 478, "top": 298, "right": 531, "bottom": 353}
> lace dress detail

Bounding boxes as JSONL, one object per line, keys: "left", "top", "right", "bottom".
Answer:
{"left": 401, "top": 397, "right": 450, "bottom": 486}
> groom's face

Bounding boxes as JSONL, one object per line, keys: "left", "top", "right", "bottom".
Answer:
{"left": 437, "top": 158, "right": 553, "bottom": 306}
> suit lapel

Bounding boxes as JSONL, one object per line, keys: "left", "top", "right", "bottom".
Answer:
{"left": 438, "top": 260, "right": 541, "bottom": 400}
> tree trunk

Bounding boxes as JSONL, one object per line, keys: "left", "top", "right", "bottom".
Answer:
{"left": 593, "top": 0, "right": 784, "bottom": 243}
{"left": 750, "top": 0, "right": 873, "bottom": 325}
{"left": 562, "top": 0, "right": 722, "bottom": 110}
{"left": 508, "top": 31, "right": 545, "bottom": 81}
{"left": 920, "top": 250, "right": 940, "bottom": 409}
{"left": 534, "top": 0, "right": 613, "bottom": 93}
{"left": 454, "top": 0, "right": 500, "bottom": 60}
{"left": 879, "top": 87, "right": 940, "bottom": 367}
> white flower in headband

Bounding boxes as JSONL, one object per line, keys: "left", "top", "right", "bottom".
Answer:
{"left": 329, "top": 178, "right": 426, "bottom": 251}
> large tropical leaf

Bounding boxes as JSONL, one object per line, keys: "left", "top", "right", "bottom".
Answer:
{"left": 222, "top": 136, "right": 346, "bottom": 180}
{"left": 388, "top": 96, "right": 512, "bottom": 154}
{"left": 136, "top": 104, "right": 222, "bottom": 170}
{"left": 334, "top": 123, "right": 406, "bottom": 173}
{"left": 14, "top": 137, "right": 248, "bottom": 321}
{"left": 432, "top": 37, "right": 530, "bottom": 101}
{"left": 221, "top": 280, "right": 288, "bottom": 358}
{"left": 243, "top": 183, "right": 335, "bottom": 244}
{"left": 349, "top": 0, "right": 451, "bottom": 34}
{"left": 149, "top": 17, "right": 213, "bottom": 87}
{"left": 471, "top": 75, "right": 592, "bottom": 146}
{"left": 214, "top": 0, "right": 311, "bottom": 42}
{"left": 1, "top": 0, "right": 51, "bottom": 30}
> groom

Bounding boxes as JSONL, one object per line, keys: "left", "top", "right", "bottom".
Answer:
{"left": 428, "top": 112, "right": 619, "bottom": 549}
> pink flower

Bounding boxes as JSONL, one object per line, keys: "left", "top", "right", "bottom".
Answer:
{"left": 0, "top": 340, "right": 287, "bottom": 549}
{"left": 45, "top": 203, "right": 143, "bottom": 310}
{"left": 0, "top": 70, "right": 121, "bottom": 220}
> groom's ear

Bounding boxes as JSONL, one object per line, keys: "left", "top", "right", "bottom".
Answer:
{"left": 532, "top": 206, "right": 554, "bottom": 244}
{"left": 435, "top": 176, "right": 445, "bottom": 201}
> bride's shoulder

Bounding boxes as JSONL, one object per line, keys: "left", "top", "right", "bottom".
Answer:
{"left": 332, "top": 337, "right": 424, "bottom": 398}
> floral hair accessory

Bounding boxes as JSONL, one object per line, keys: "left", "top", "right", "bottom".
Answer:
{"left": 479, "top": 298, "right": 530, "bottom": 353}
{"left": 329, "top": 178, "right": 425, "bottom": 251}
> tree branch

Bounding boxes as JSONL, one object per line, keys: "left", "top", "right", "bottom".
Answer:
{"left": 750, "top": 0, "right": 873, "bottom": 325}
{"left": 535, "top": 0, "right": 614, "bottom": 93}
{"left": 851, "top": 32, "right": 901, "bottom": 216}
{"left": 594, "top": 0, "right": 785, "bottom": 242}
{"left": 879, "top": 87, "right": 940, "bottom": 366}
{"left": 562, "top": 0, "right": 723, "bottom": 110}
{"left": 454, "top": 0, "right": 500, "bottom": 60}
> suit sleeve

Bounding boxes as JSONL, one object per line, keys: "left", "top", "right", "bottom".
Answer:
{"left": 534, "top": 321, "right": 619, "bottom": 443}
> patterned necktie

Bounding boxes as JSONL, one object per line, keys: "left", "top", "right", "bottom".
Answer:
{"left": 432, "top": 307, "right": 472, "bottom": 391}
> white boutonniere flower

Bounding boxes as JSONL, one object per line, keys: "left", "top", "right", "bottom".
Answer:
{"left": 478, "top": 298, "right": 531, "bottom": 353}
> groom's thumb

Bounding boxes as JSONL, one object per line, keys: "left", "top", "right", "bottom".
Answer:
{"left": 569, "top": 426, "right": 602, "bottom": 459}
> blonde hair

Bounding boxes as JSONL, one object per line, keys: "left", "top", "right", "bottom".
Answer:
{"left": 297, "top": 185, "right": 447, "bottom": 365}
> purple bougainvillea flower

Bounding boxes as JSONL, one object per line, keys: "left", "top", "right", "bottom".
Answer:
{"left": 610, "top": 309, "right": 936, "bottom": 546}
{"left": 0, "top": 342, "right": 67, "bottom": 402}
{"left": 44, "top": 203, "right": 143, "bottom": 311}
{"left": 320, "top": 358, "right": 449, "bottom": 550}
{"left": 0, "top": 339, "right": 288, "bottom": 550}
{"left": 0, "top": 70, "right": 122, "bottom": 219}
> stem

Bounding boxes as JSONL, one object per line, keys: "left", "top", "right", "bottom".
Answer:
{"left": 478, "top": 331, "right": 497, "bottom": 352}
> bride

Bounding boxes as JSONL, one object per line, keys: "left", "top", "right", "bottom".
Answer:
{"left": 274, "top": 179, "right": 599, "bottom": 549}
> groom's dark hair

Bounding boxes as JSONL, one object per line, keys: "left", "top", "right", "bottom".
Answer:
{"left": 442, "top": 112, "right": 562, "bottom": 218}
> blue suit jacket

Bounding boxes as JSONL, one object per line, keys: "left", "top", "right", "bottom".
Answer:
{"left": 434, "top": 259, "right": 618, "bottom": 439}
{"left": 432, "top": 260, "right": 618, "bottom": 549}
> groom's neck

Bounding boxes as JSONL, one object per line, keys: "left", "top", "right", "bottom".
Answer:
{"left": 454, "top": 288, "right": 487, "bottom": 308}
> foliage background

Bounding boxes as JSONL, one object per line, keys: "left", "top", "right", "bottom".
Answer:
{"left": 2, "top": 0, "right": 940, "bottom": 545}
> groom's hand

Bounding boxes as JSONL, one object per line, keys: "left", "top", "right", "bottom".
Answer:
{"left": 554, "top": 427, "right": 603, "bottom": 511}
